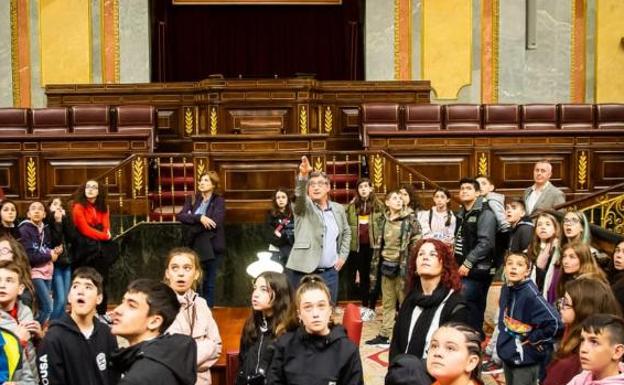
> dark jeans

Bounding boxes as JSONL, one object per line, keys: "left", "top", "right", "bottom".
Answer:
{"left": 33, "top": 278, "right": 53, "bottom": 324}
{"left": 50, "top": 265, "right": 71, "bottom": 320}
{"left": 200, "top": 253, "right": 223, "bottom": 308}
{"left": 287, "top": 267, "right": 339, "bottom": 305}
{"left": 461, "top": 276, "right": 493, "bottom": 338}
{"left": 349, "top": 245, "right": 376, "bottom": 308}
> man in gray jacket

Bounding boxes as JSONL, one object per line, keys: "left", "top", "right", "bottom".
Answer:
{"left": 524, "top": 160, "right": 566, "bottom": 215}
{"left": 286, "top": 156, "right": 351, "bottom": 303}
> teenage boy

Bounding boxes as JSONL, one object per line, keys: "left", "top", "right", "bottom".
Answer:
{"left": 0, "top": 260, "right": 39, "bottom": 384}
{"left": 505, "top": 197, "right": 534, "bottom": 253}
{"left": 365, "top": 189, "right": 421, "bottom": 346}
{"left": 497, "top": 253, "right": 562, "bottom": 385}
{"left": 110, "top": 279, "right": 197, "bottom": 385}
{"left": 567, "top": 313, "right": 624, "bottom": 384}
{"left": 37, "top": 267, "right": 119, "bottom": 385}
{"left": 454, "top": 177, "right": 497, "bottom": 337}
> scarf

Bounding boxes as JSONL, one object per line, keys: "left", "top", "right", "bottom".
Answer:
{"left": 404, "top": 281, "right": 452, "bottom": 358}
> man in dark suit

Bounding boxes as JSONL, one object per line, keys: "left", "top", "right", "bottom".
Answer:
{"left": 523, "top": 160, "right": 566, "bottom": 215}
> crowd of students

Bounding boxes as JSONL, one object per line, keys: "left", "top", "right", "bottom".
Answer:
{"left": 0, "top": 157, "right": 623, "bottom": 385}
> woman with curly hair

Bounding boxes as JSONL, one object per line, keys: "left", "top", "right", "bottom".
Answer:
{"left": 388, "top": 239, "right": 468, "bottom": 362}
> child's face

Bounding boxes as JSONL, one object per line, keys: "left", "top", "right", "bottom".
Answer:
{"left": 504, "top": 254, "right": 531, "bottom": 284}
{"left": 386, "top": 192, "right": 404, "bottom": 212}
{"left": 26, "top": 202, "right": 46, "bottom": 224}
{"left": 0, "top": 203, "right": 17, "bottom": 225}
{"left": 111, "top": 291, "right": 161, "bottom": 343}
{"left": 0, "top": 268, "right": 24, "bottom": 310}
{"left": 458, "top": 183, "right": 479, "bottom": 204}
{"left": 357, "top": 182, "right": 373, "bottom": 200}
{"left": 68, "top": 277, "right": 102, "bottom": 317}
{"left": 426, "top": 327, "right": 479, "bottom": 382}
{"left": 49, "top": 198, "right": 63, "bottom": 213}
{"left": 535, "top": 216, "right": 556, "bottom": 241}
{"left": 579, "top": 329, "right": 624, "bottom": 375}
{"left": 562, "top": 248, "right": 581, "bottom": 275}
{"left": 563, "top": 213, "right": 583, "bottom": 240}
{"left": 505, "top": 202, "right": 526, "bottom": 225}
{"left": 297, "top": 288, "right": 331, "bottom": 336}
{"left": 165, "top": 254, "right": 198, "bottom": 295}
{"left": 433, "top": 191, "right": 450, "bottom": 210}
{"left": 416, "top": 242, "right": 443, "bottom": 278}
{"left": 558, "top": 292, "right": 575, "bottom": 325}
{"left": 476, "top": 177, "right": 494, "bottom": 194}
{"left": 398, "top": 189, "right": 410, "bottom": 206}
{"left": 274, "top": 191, "right": 289, "bottom": 210}
{"left": 0, "top": 240, "right": 13, "bottom": 261}
{"left": 251, "top": 276, "right": 273, "bottom": 313}
{"left": 613, "top": 242, "right": 624, "bottom": 271}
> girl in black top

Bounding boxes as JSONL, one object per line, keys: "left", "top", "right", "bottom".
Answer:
{"left": 265, "top": 189, "right": 294, "bottom": 266}
{"left": 0, "top": 199, "right": 20, "bottom": 240}
{"left": 237, "top": 271, "right": 292, "bottom": 385}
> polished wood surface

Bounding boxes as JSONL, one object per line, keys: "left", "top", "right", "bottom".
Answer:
{"left": 211, "top": 306, "right": 250, "bottom": 385}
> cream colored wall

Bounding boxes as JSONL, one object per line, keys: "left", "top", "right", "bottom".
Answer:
{"left": 595, "top": 0, "right": 624, "bottom": 102}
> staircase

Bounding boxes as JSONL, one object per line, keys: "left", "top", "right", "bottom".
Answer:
{"left": 147, "top": 159, "right": 195, "bottom": 222}
{"left": 326, "top": 157, "right": 362, "bottom": 204}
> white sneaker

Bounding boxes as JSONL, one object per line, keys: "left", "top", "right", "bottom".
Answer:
{"left": 361, "top": 308, "right": 376, "bottom": 321}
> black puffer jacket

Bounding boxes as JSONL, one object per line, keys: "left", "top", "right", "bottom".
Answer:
{"left": 236, "top": 326, "right": 275, "bottom": 385}
{"left": 267, "top": 325, "right": 362, "bottom": 385}
{"left": 454, "top": 197, "right": 497, "bottom": 280}
{"left": 111, "top": 333, "right": 197, "bottom": 385}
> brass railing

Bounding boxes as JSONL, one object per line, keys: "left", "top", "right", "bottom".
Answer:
{"left": 92, "top": 150, "right": 445, "bottom": 239}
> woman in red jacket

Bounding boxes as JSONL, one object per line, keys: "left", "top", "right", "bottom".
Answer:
{"left": 71, "top": 179, "right": 114, "bottom": 315}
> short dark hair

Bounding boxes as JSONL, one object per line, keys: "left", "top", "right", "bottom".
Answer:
{"left": 72, "top": 267, "right": 104, "bottom": 294}
{"left": 459, "top": 177, "right": 480, "bottom": 191}
{"left": 126, "top": 279, "right": 180, "bottom": 333}
{"left": 504, "top": 252, "right": 532, "bottom": 268}
{"left": 582, "top": 313, "right": 624, "bottom": 346}
{"left": 505, "top": 197, "right": 526, "bottom": 212}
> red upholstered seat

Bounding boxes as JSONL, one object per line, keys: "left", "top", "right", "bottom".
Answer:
{"left": 360, "top": 103, "right": 401, "bottom": 147}
{"left": 31, "top": 107, "right": 70, "bottom": 134}
{"left": 483, "top": 104, "right": 520, "bottom": 130}
{"left": 71, "top": 105, "right": 110, "bottom": 134}
{"left": 521, "top": 104, "right": 558, "bottom": 130}
{"left": 342, "top": 303, "right": 363, "bottom": 346}
{"left": 405, "top": 104, "right": 442, "bottom": 131}
{"left": 115, "top": 105, "right": 157, "bottom": 148}
{"left": 0, "top": 108, "right": 29, "bottom": 136}
{"left": 596, "top": 103, "right": 624, "bottom": 130}
{"left": 225, "top": 350, "right": 239, "bottom": 385}
{"left": 559, "top": 103, "right": 594, "bottom": 130}
{"left": 444, "top": 104, "right": 482, "bottom": 130}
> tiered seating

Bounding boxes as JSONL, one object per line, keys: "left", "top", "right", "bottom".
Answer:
{"left": 0, "top": 108, "right": 29, "bottom": 136}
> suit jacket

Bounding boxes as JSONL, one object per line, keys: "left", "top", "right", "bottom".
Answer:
{"left": 523, "top": 181, "right": 566, "bottom": 215}
{"left": 286, "top": 177, "right": 351, "bottom": 273}
{"left": 177, "top": 193, "right": 226, "bottom": 254}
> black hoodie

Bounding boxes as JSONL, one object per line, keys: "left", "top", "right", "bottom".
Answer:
{"left": 111, "top": 333, "right": 197, "bottom": 385}
{"left": 37, "top": 313, "right": 120, "bottom": 385}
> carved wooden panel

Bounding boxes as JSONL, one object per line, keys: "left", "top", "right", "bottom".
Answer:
{"left": 396, "top": 155, "right": 471, "bottom": 189}
{"left": 591, "top": 151, "right": 624, "bottom": 189}
{"left": 0, "top": 158, "right": 20, "bottom": 198}
{"left": 44, "top": 159, "right": 121, "bottom": 196}
{"left": 218, "top": 161, "right": 298, "bottom": 200}
{"left": 226, "top": 108, "right": 289, "bottom": 134}
{"left": 494, "top": 152, "right": 570, "bottom": 191}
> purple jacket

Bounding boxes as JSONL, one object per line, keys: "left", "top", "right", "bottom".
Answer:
{"left": 177, "top": 193, "right": 226, "bottom": 254}
{"left": 18, "top": 220, "right": 53, "bottom": 267}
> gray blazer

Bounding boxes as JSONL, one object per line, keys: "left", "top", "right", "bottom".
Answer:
{"left": 523, "top": 181, "right": 566, "bottom": 215}
{"left": 286, "top": 177, "right": 351, "bottom": 273}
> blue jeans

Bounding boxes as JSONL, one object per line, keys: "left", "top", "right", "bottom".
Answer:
{"left": 287, "top": 268, "right": 339, "bottom": 305}
{"left": 33, "top": 278, "right": 53, "bottom": 325}
{"left": 50, "top": 266, "right": 71, "bottom": 320}
{"left": 461, "top": 276, "right": 493, "bottom": 338}
{"left": 200, "top": 253, "right": 222, "bottom": 308}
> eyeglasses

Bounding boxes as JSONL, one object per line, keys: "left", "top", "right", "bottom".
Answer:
{"left": 556, "top": 297, "right": 573, "bottom": 311}
{"left": 85, "top": 184, "right": 99, "bottom": 190}
{"left": 0, "top": 247, "right": 12, "bottom": 256}
{"left": 309, "top": 181, "right": 328, "bottom": 187}
{"left": 563, "top": 217, "right": 581, "bottom": 225}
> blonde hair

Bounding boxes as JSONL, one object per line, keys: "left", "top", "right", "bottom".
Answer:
{"left": 163, "top": 247, "right": 203, "bottom": 290}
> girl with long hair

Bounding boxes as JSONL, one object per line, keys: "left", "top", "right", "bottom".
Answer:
{"left": 46, "top": 197, "right": 74, "bottom": 320}
{"left": 611, "top": 240, "right": 624, "bottom": 310}
{"left": 265, "top": 188, "right": 294, "bottom": 266}
{"left": 527, "top": 212, "right": 562, "bottom": 303}
{"left": 0, "top": 199, "right": 20, "bottom": 240}
{"left": 164, "top": 247, "right": 222, "bottom": 385}
{"left": 426, "top": 322, "right": 484, "bottom": 385}
{"left": 267, "top": 275, "right": 363, "bottom": 385}
{"left": 417, "top": 188, "right": 456, "bottom": 246}
{"left": 556, "top": 242, "right": 608, "bottom": 299}
{"left": 543, "top": 278, "right": 622, "bottom": 385}
{"left": 389, "top": 239, "right": 468, "bottom": 362}
{"left": 237, "top": 271, "right": 291, "bottom": 385}
{"left": 0, "top": 234, "right": 35, "bottom": 308}
{"left": 345, "top": 178, "right": 384, "bottom": 321}
{"left": 562, "top": 210, "right": 610, "bottom": 271}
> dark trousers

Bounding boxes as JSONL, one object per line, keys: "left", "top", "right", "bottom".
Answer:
{"left": 287, "top": 267, "right": 339, "bottom": 305}
{"left": 200, "top": 253, "right": 223, "bottom": 308}
{"left": 349, "top": 245, "right": 377, "bottom": 308}
{"left": 461, "top": 276, "right": 493, "bottom": 338}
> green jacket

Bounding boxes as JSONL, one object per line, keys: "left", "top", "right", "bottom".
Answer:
{"left": 344, "top": 197, "right": 385, "bottom": 252}
{"left": 369, "top": 210, "right": 422, "bottom": 290}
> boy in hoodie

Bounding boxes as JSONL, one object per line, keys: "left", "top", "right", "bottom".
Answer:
{"left": 505, "top": 197, "right": 534, "bottom": 253}
{"left": 567, "top": 313, "right": 624, "bottom": 385}
{"left": 110, "top": 279, "right": 197, "bottom": 385}
{"left": 497, "top": 252, "right": 562, "bottom": 385}
{"left": 0, "top": 260, "right": 38, "bottom": 384}
{"left": 37, "top": 267, "right": 119, "bottom": 385}
{"left": 365, "top": 190, "right": 421, "bottom": 346}
{"left": 18, "top": 201, "right": 62, "bottom": 325}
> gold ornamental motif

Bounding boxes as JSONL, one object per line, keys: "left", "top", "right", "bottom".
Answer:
{"left": 314, "top": 157, "right": 324, "bottom": 172}
{"left": 373, "top": 155, "right": 384, "bottom": 189}
{"left": 184, "top": 108, "right": 194, "bottom": 135}
{"left": 26, "top": 157, "right": 37, "bottom": 196}
{"left": 132, "top": 156, "right": 144, "bottom": 196}
{"left": 324, "top": 106, "right": 333, "bottom": 133}
{"left": 478, "top": 153, "right": 488, "bottom": 176}
{"left": 299, "top": 106, "right": 308, "bottom": 134}
{"left": 196, "top": 159, "right": 206, "bottom": 183}
{"left": 210, "top": 107, "right": 217, "bottom": 135}
{"left": 578, "top": 151, "right": 588, "bottom": 189}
